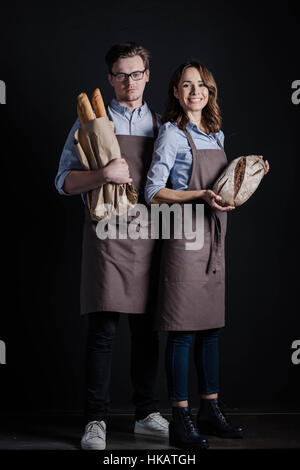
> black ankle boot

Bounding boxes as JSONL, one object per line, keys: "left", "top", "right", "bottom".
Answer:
{"left": 169, "top": 406, "right": 209, "bottom": 449}
{"left": 197, "top": 398, "right": 244, "bottom": 438}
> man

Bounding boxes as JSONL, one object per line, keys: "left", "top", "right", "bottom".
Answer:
{"left": 55, "top": 42, "right": 168, "bottom": 450}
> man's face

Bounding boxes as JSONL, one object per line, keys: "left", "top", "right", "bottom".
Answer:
{"left": 108, "top": 55, "right": 149, "bottom": 105}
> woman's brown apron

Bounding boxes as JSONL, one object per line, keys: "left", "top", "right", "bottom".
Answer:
{"left": 157, "top": 129, "right": 228, "bottom": 331}
{"left": 80, "top": 111, "right": 158, "bottom": 315}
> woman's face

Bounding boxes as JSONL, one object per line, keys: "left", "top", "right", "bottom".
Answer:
{"left": 174, "top": 67, "right": 209, "bottom": 113}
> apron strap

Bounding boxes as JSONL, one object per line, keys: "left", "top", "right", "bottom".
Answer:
{"left": 216, "top": 137, "right": 223, "bottom": 149}
{"left": 182, "top": 128, "right": 197, "bottom": 153}
{"left": 149, "top": 108, "right": 158, "bottom": 138}
{"left": 206, "top": 211, "right": 222, "bottom": 274}
{"left": 184, "top": 127, "right": 224, "bottom": 151}
{"left": 210, "top": 134, "right": 224, "bottom": 272}
{"left": 183, "top": 127, "right": 223, "bottom": 275}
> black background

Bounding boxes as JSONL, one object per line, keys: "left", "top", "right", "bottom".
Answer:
{"left": 0, "top": 0, "right": 299, "bottom": 416}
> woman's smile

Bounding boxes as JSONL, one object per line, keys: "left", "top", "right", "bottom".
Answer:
{"left": 174, "top": 67, "right": 209, "bottom": 115}
{"left": 188, "top": 97, "right": 203, "bottom": 103}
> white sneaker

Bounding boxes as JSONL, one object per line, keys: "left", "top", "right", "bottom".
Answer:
{"left": 81, "top": 420, "right": 106, "bottom": 450}
{"left": 134, "top": 412, "right": 169, "bottom": 437}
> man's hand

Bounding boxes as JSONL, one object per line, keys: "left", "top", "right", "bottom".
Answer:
{"left": 200, "top": 189, "right": 235, "bottom": 211}
{"left": 103, "top": 158, "right": 133, "bottom": 184}
{"left": 62, "top": 158, "right": 132, "bottom": 195}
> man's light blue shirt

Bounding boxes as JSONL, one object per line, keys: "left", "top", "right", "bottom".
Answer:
{"left": 54, "top": 98, "right": 160, "bottom": 203}
{"left": 144, "top": 121, "right": 225, "bottom": 204}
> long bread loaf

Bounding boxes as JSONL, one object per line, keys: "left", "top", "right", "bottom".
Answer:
{"left": 92, "top": 88, "right": 107, "bottom": 118}
{"left": 77, "top": 92, "right": 94, "bottom": 125}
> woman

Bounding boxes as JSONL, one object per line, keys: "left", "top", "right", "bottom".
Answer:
{"left": 145, "top": 61, "right": 269, "bottom": 449}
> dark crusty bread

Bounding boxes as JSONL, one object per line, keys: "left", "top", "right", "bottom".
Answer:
{"left": 234, "top": 156, "right": 247, "bottom": 198}
{"left": 212, "top": 155, "right": 266, "bottom": 207}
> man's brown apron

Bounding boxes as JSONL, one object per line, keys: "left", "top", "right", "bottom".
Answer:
{"left": 156, "top": 129, "right": 228, "bottom": 331}
{"left": 80, "top": 111, "right": 158, "bottom": 315}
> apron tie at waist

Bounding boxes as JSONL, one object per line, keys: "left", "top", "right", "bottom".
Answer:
{"left": 206, "top": 211, "right": 222, "bottom": 274}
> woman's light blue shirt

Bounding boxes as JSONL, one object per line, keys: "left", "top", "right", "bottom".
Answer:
{"left": 144, "top": 121, "right": 224, "bottom": 204}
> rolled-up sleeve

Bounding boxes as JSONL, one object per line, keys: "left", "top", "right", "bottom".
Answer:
{"left": 54, "top": 118, "right": 83, "bottom": 195}
{"left": 216, "top": 129, "right": 225, "bottom": 147}
{"left": 145, "top": 123, "right": 178, "bottom": 204}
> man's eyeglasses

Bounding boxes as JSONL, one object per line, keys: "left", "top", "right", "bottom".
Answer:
{"left": 111, "top": 69, "right": 147, "bottom": 82}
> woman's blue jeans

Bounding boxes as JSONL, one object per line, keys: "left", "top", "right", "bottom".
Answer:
{"left": 165, "top": 328, "right": 221, "bottom": 401}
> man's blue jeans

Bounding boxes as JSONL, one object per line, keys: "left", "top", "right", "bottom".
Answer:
{"left": 165, "top": 328, "right": 222, "bottom": 401}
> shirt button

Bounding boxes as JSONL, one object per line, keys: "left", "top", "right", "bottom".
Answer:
{"left": 212, "top": 268, "right": 217, "bottom": 274}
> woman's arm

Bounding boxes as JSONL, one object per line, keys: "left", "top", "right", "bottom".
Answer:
{"left": 150, "top": 187, "right": 235, "bottom": 211}
{"left": 150, "top": 187, "right": 203, "bottom": 203}
{"left": 145, "top": 123, "right": 235, "bottom": 211}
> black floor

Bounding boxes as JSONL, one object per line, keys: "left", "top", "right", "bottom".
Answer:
{"left": 0, "top": 411, "right": 300, "bottom": 450}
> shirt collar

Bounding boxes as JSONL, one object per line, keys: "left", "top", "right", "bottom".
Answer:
{"left": 187, "top": 121, "right": 214, "bottom": 138}
{"left": 109, "top": 97, "right": 149, "bottom": 117}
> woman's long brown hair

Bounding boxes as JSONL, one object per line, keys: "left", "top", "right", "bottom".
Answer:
{"left": 161, "top": 61, "right": 222, "bottom": 135}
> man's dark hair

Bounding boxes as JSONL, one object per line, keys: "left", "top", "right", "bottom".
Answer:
{"left": 105, "top": 42, "right": 151, "bottom": 73}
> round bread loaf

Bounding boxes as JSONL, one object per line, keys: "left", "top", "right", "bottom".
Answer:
{"left": 212, "top": 155, "right": 266, "bottom": 207}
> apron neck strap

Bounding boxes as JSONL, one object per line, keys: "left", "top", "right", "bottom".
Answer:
{"left": 216, "top": 137, "right": 223, "bottom": 149}
{"left": 182, "top": 128, "right": 197, "bottom": 154}
{"left": 184, "top": 128, "right": 224, "bottom": 152}
{"left": 149, "top": 108, "right": 158, "bottom": 138}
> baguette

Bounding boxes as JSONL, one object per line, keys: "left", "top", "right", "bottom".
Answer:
{"left": 77, "top": 92, "right": 95, "bottom": 125}
{"left": 92, "top": 88, "right": 107, "bottom": 118}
